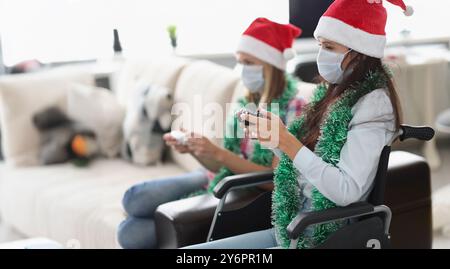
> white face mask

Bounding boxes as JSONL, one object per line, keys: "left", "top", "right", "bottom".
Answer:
{"left": 317, "top": 48, "right": 351, "bottom": 84}
{"left": 241, "top": 65, "right": 265, "bottom": 93}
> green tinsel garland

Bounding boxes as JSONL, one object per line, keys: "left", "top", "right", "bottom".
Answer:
{"left": 206, "top": 75, "right": 299, "bottom": 193}
{"left": 273, "top": 69, "right": 389, "bottom": 249}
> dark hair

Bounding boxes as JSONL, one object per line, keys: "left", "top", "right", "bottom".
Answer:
{"left": 301, "top": 51, "right": 402, "bottom": 151}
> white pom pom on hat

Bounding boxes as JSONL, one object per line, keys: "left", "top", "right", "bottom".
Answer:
{"left": 283, "top": 48, "right": 296, "bottom": 60}
{"left": 404, "top": 5, "right": 414, "bottom": 16}
{"left": 384, "top": 0, "right": 414, "bottom": 16}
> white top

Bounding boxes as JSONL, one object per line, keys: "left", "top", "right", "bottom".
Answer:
{"left": 276, "top": 89, "right": 397, "bottom": 207}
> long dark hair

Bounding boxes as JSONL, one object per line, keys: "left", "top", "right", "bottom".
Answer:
{"left": 301, "top": 52, "right": 402, "bottom": 151}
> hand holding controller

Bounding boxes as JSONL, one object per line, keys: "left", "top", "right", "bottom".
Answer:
{"left": 237, "top": 108, "right": 261, "bottom": 127}
{"left": 170, "top": 130, "right": 188, "bottom": 145}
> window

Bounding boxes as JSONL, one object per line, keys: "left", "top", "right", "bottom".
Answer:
{"left": 0, "top": 0, "right": 288, "bottom": 66}
{"left": 1, "top": 0, "right": 448, "bottom": 66}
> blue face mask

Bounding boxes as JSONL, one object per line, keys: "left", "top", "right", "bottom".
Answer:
{"left": 317, "top": 48, "right": 351, "bottom": 84}
{"left": 241, "top": 65, "right": 265, "bottom": 93}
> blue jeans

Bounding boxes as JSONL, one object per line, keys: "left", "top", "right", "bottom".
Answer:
{"left": 117, "top": 170, "right": 208, "bottom": 249}
{"left": 182, "top": 228, "right": 279, "bottom": 249}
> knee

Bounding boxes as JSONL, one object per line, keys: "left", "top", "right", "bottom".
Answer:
{"left": 122, "top": 183, "right": 151, "bottom": 217}
{"left": 122, "top": 185, "right": 138, "bottom": 216}
{"left": 117, "top": 217, "right": 157, "bottom": 249}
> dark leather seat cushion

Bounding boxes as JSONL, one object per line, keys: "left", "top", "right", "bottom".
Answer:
{"left": 154, "top": 187, "right": 265, "bottom": 248}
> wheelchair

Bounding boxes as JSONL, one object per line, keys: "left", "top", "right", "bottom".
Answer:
{"left": 207, "top": 125, "right": 434, "bottom": 249}
{"left": 155, "top": 125, "right": 434, "bottom": 249}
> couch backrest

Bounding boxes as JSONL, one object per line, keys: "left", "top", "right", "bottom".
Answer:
{"left": 170, "top": 61, "right": 239, "bottom": 171}
{"left": 114, "top": 57, "right": 188, "bottom": 107}
{"left": 230, "top": 82, "right": 246, "bottom": 104}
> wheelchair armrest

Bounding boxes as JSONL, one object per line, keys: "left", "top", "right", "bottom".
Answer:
{"left": 286, "top": 202, "right": 374, "bottom": 239}
{"left": 213, "top": 171, "right": 274, "bottom": 199}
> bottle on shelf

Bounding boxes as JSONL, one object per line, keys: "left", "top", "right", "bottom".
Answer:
{"left": 95, "top": 29, "right": 124, "bottom": 91}
{"left": 113, "top": 29, "right": 123, "bottom": 55}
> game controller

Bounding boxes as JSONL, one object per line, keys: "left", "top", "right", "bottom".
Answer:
{"left": 170, "top": 130, "right": 188, "bottom": 145}
{"left": 237, "top": 108, "right": 260, "bottom": 126}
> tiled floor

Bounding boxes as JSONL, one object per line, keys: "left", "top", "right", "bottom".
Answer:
{"left": 1, "top": 138, "right": 450, "bottom": 248}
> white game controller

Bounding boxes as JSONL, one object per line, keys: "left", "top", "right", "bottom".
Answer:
{"left": 170, "top": 130, "right": 188, "bottom": 145}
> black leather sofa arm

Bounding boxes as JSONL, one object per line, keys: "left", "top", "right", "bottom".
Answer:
{"left": 286, "top": 202, "right": 374, "bottom": 239}
{"left": 213, "top": 171, "right": 274, "bottom": 199}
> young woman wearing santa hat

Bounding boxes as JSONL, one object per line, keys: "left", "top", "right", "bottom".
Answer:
{"left": 117, "top": 18, "right": 306, "bottom": 249}
{"left": 185, "top": 0, "right": 412, "bottom": 249}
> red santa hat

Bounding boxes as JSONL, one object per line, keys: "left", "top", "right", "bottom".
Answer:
{"left": 314, "top": 0, "right": 414, "bottom": 59}
{"left": 237, "top": 18, "right": 302, "bottom": 71}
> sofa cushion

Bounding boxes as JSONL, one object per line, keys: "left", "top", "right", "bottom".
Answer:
{"left": 0, "top": 67, "right": 95, "bottom": 166}
{"left": 0, "top": 159, "right": 187, "bottom": 249}
{"left": 170, "top": 61, "right": 239, "bottom": 171}
{"left": 114, "top": 57, "right": 188, "bottom": 108}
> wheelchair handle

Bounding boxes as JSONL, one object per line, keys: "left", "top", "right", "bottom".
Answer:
{"left": 398, "top": 125, "right": 435, "bottom": 142}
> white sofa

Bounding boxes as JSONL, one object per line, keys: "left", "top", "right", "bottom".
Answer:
{"left": 0, "top": 57, "right": 315, "bottom": 248}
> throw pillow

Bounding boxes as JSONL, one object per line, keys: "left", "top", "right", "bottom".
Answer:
{"left": 67, "top": 83, "right": 125, "bottom": 158}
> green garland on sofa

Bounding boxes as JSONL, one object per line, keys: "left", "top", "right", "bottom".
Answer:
{"left": 206, "top": 75, "right": 299, "bottom": 193}
{"left": 273, "top": 69, "right": 389, "bottom": 249}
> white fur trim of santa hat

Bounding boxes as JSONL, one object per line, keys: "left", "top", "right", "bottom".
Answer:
{"left": 283, "top": 48, "right": 296, "bottom": 61}
{"left": 237, "top": 35, "right": 288, "bottom": 71}
{"left": 314, "top": 16, "right": 387, "bottom": 58}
